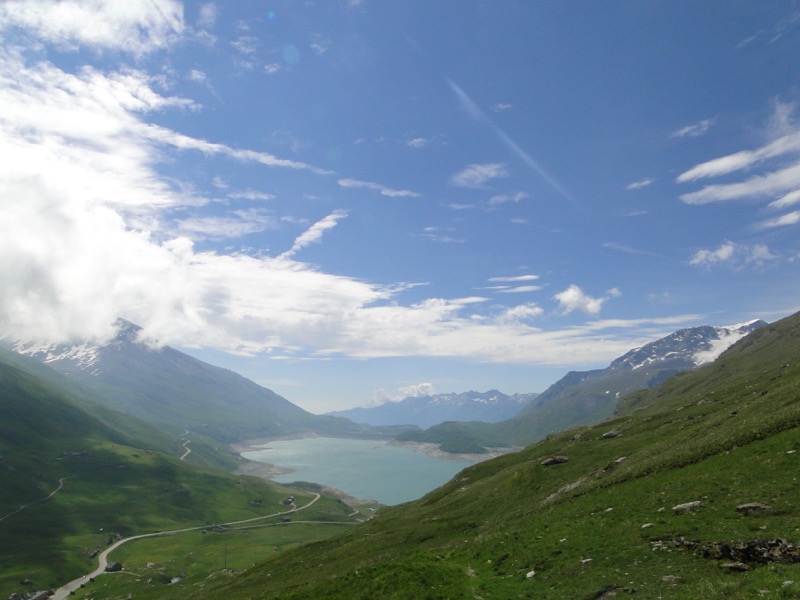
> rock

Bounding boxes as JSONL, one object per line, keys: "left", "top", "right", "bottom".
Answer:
{"left": 672, "top": 500, "right": 703, "bottom": 513}
{"left": 661, "top": 575, "right": 683, "bottom": 583}
{"left": 601, "top": 430, "right": 621, "bottom": 439}
{"left": 526, "top": 570, "right": 536, "bottom": 579}
{"left": 641, "top": 523, "right": 653, "bottom": 529}
{"left": 721, "top": 561, "right": 751, "bottom": 572}
{"left": 736, "top": 502, "right": 773, "bottom": 513}
{"left": 581, "top": 558, "right": 593, "bottom": 565}
{"left": 541, "top": 455, "right": 569, "bottom": 466}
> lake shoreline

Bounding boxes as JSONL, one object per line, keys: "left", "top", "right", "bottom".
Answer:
{"left": 233, "top": 436, "right": 492, "bottom": 505}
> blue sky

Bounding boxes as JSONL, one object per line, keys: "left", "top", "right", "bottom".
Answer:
{"left": 2, "top": 1, "right": 800, "bottom": 412}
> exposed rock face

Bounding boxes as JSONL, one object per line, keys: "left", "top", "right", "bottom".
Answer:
{"left": 671, "top": 536, "right": 800, "bottom": 565}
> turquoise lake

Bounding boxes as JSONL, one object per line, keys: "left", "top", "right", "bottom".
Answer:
{"left": 241, "top": 437, "right": 474, "bottom": 505}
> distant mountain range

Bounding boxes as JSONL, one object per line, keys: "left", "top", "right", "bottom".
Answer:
{"left": 11, "top": 319, "right": 377, "bottom": 443}
{"left": 399, "top": 319, "right": 768, "bottom": 452}
{"left": 326, "top": 390, "right": 537, "bottom": 429}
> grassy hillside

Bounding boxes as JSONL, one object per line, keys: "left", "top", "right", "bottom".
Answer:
{"left": 195, "top": 311, "right": 800, "bottom": 599}
{"left": 0, "top": 358, "right": 356, "bottom": 598}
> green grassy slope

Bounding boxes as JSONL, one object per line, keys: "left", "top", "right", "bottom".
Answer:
{"left": 0, "top": 358, "right": 353, "bottom": 598}
{"left": 196, "top": 311, "right": 800, "bottom": 599}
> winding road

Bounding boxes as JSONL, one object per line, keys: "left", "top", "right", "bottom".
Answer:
{"left": 48, "top": 493, "right": 321, "bottom": 600}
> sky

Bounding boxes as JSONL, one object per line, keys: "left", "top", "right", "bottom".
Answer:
{"left": 2, "top": 1, "right": 800, "bottom": 413}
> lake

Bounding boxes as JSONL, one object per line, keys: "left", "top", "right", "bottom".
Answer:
{"left": 240, "top": 437, "right": 474, "bottom": 505}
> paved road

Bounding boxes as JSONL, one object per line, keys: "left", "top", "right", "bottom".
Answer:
{"left": 48, "top": 493, "right": 321, "bottom": 600}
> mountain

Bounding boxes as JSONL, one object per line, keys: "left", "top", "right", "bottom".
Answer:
{"left": 398, "top": 320, "right": 767, "bottom": 452}
{"left": 326, "top": 390, "right": 537, "bottom": 429}
{"left": 0, "top": 349, "right": 349, "bottom": 597}
{"left": 11, "top": 319, "right": 375, "bottom": 443}
{"left": 195, "top": 311, "right": 800, "bottom": 599}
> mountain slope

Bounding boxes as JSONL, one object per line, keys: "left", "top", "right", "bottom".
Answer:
{"left": 401, "top": 320, "right": 767, "bottom": 452}
{"left": 0, "top": 352, "right": 353, "bottom": 598}
{"left": 13, "top": 320, "right": 374, "bottom": 443}
{"left": 327, "top": 390, "right": 536, "bottom": 429}
{"left": 195, "top": 311, "right": 800, "bottom": 599}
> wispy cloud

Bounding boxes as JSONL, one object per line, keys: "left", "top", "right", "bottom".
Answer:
{"left": 491, "top": 102, "right": 512, "bottom": 113}
{"left": 671, "top": 118, "right": 715, "bottom": 138}
{"left": 768, "top": 189, "right": 800, "bottom": 210}
{"left": 310, "top": 33, "right": 332, "bottom": 55}
{"left": 450, "top": 163, "right": 508, "bottom": 188}
{"left": 176, "top": 209, "right": 277, "bottom": 240}
{"left": 497, "top": 286, "right": 542, "bottom": 294}
{"left": 406, "top": 137, "right": 429, "bottom": 149}
{"left": 227, "top": 190, "right": 276, "bottom": 201}
{"left": 446, "top": 78, "right": 576, "bottom": 205}
{"left": 338, "top": 178, "right": 420, "bottom": 198}
{"left": 759, "top": 210, "right": 800, "bottom": 229}
{"left": 280, "top": 210, "right": 348, "bottom": 259}
{"left": 489, "top": 275, "right": 539, "bottom": 283}
{"left": 625, "top": 178, "right": 654, "bottom": 190}
{"left": 677, "top": 102, "right": 800, "bottom": 239}
{"left": 489, "top": 191, "right": 528, "bottom": 205}
{"left": 414, "top": 227, "right": 465, "bottom": 244}
{"left": 677, "top": 131, "right": 800, "bottom": 185}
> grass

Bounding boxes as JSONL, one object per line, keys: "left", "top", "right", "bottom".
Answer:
{"left": 190, "top": 312, "right": 800, "bottom": 599}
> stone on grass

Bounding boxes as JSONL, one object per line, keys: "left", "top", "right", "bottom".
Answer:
{"left": 672, "top": 500, "right": 703, "bottom": 513}
{"left": 541, "top": 455, "right": 569, "bottom": 466}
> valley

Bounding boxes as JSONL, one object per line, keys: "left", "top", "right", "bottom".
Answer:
{"left": 1, "top": 315, "right": 797, "bottom": 599}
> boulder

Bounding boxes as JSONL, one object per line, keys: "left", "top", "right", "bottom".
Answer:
{"left": 541, "top": 455, "right": 569, "bottom": 466}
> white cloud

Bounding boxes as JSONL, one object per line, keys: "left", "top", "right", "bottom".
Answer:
{"left": 671, "top": 118, "right": 715, "bottom": 138}
{"left": 398, "top": 382, "right": 436, "bottom": 398}
{"left": 450, "top": 163, "right": 508, "bottom": 188}
{"left": 264, "top": 63, "right": 282, "bottom": 75}
{"left": 0, "top": 13, "right": 715, "bottom": 373}
{"left": 498, "top": 304, "right": 544, "bottom": 322}
{"left": 689, "top": 241, "right": 736, "bottom": 266}
{"left": 491, "top": 103, "right": 512, "bottom": 112}
{"left": 406, "top": 137, "right": 429, "bottom": 149}
{"left": 280, "top": 210, "right": 348, "bottom": 259}
{"left": 338, "top": 178, "right": 420, "bottom": 198}
{"left": 553, "top": 285, "right": 608, "bottom": 316}
{"left": 625, "top": 178, "right": 654, "bottom": 190}
{"left": 0, "top": 0, "right": 184, "bottom": 56}
{"left": 690, "top": 241, "right": 778, "bottom": 267}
